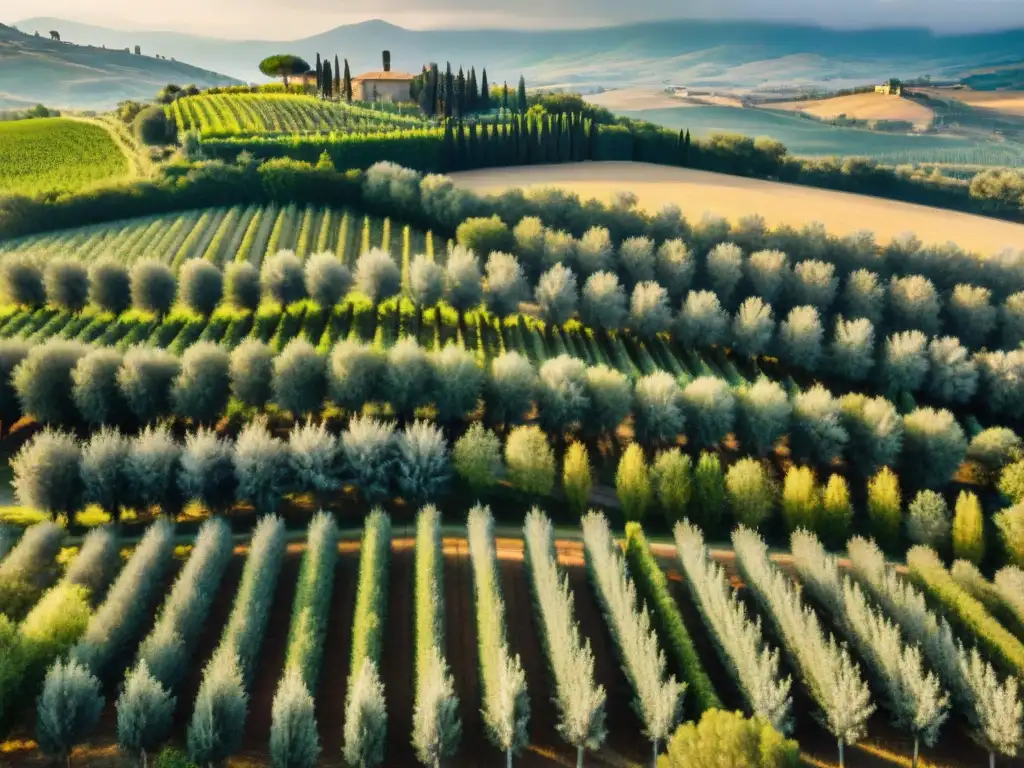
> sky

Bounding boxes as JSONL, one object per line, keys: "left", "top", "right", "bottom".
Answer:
{"left": 10, "top": 0, "right": 1024, "bottom": 38}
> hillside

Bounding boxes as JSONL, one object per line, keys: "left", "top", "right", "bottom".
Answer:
{"left": 0, "top": 22, "right": 238, "bottom": 110}
{"left": 16, "top": 17, "right": 1024, "bottom": 93}
{"left": 765, "top": 92, "right": 935, "bottom": 129}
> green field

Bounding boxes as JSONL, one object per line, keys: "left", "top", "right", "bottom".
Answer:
{"left": 627, "top": 105, "right": 1024, "bottom": 166}
{"left": 0, "top": 118, "right": 130, "bottom": 196}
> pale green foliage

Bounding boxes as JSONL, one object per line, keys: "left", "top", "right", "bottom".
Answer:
{"left": 178, "top": 259, "right": 223, "bottom": 316}
{"left": 484, "top": 252, "right": 528, "bottom": 317}
{"left": 12, "top": 427, "right": 82, "bottom": 515}
{"left": 948, "top": 284, "right": 996, "bottom": 348}
{"left": 792, "top": 260, "right": 838, "bottom": 311}
{"left": 583, "top": 365, "right": 632, "bottom": 435}
{"left": 385, "top": 338, "right": 434, "bottom": 418}
{"left": 63, "top": 527, "right": 119, "bottom": 598}
{"left": 443, "top": 245, "right": 483, "bottom": 312}
{"left": 117, "top": 661, "right": 175, "bottom": 762}
{"left": 89, "top": 258, "right": 132, "bottom": 314}
{"left": 996, "top": 504, "right": 1024, "bottom": 568}
{"left": 839, "top": 393, "right": 903, "bottom": 477}
{"left": 288, "top": 419, "right": 341, "bottom": 495}
{"left": 0, "top": 521, "right": 64, "bottom": 617}
{"left": 71, "top": 347, "right": 123, "bottom": 427}
{"left": 234, "top": 418, "right": 292, "bottom": 514}
{"left": 284, "top": 512, "right": 338, "bottom": 689}
{"left": 746, "top": 249, "right": 790, "bottom": 305}
{"left": 523, "top": 510, "right": 606, "bottom": 753}
{"left": 967, "top": 428, "right": 1021, "bottom": 478}
{"left": 348, "top": 510, "right": 391, "bottom": 680}
{"left": 726, "top": 458, "right": 775, "bottom": 529}
{"left": 575, "top": 227, "right": 614, "bottom": 276}
{"left": 273, "top": 338, "right": 326, "bottom": 417}
{"left": 173, "top": 342, "right": 231, "bottom": 423}
{"left": 187, "top": 649, "right": 248, "bottom": 766}
{"left": 732, "top": 297, "right": 775, "bottom": 358}
{"left": 130, "top": 259, "right": 176, "bottom": 315}
{"left": 225, "top": 262, "right": 261, "bottom": 311}
{"left": 889, "top": 274, "right": 941, "bottom": 336}
{"left": 693, "top": 452, "right": 727, "bottom": 533}
{"left": 868, "top": 467, "right": 903, "bottom": 552}
{"left": 682, "top": 376, "right": 734, "bottom": 448}
{"left": 35, "top": 659, "right": 103, "bottom": 763}
{"left": 791, "top": 531, "right": 948, "bottom": 747}
{"left": 778, "top": 305, "right": 824, "bottom": 371}
{"left": 354, "top": 248, "right": 400, "bottom": 305}
{"left": 630, "top": 281, "right": 673, "bottom": 338}
{"left": 467, "top": 505, "right": 530, "bottom": 756}
{"left": 619, "top": 236, "right": 656, "bottom": 287}
{"left": 820, "top": 475, "right": 853, "bottom": 550}
{"left": 927, "top": 337, "right": 978, "bottom": 405}
{"left": 580, "top": 271, "right": 627, "bottom": 331}
{"left": 408, "top": 254, "right": 445, "bottom": 309}
{"left": 537, "top": 355, "right": 589, "bottom": 434}
{"left": 44, "top": 259, "right": 89, "bottom": 313}
{"left": 634, "top": 371, "right": 684, "bottom": 444}
{"left": 341, "top": 416, "right": 395, "bottom": 503}
{"left": 452, "top": 422, "right": 503, "bottom": 492}
{"left": 0, "top": 338, "right": 30, "bottom": 425}
{"left": 563, "top": 442, "right": 592, "bottom": 517}
{"left": 882, "top": 331, "right": 929, "bottom": 396}
{"left": 907, "top": 491, "right": 952, "bottom": 549}
{"left": 660, "top": 710, "right": 800, "bottom": 767}
{"left": 178, "top": 428, "right": 236, "bottom": 512}
{"left": 655, "top": 240, "right": 695, "bottom": 302}
{"left": 431, "top": 344, "right": 482, "bottom": 423}
{"left": 995, "top": 567, "right": 1024, "bottom": 632}
{"left": 1002, "top": 291, "right": 1024, "bottom": 350}
{"left": 14, "top": 338, "right": 89, "bottom": 426}
{"left": 979, "top": 351, "right": 1024, "bottom": 420}
{"left": 304, "top": 252, "right": 352, "bottom": 308}
{"left": 486, "top": 351, "right": 538, "bottom": 426}
{"left": 329, "top": 339, "right": 385, "bottom": 413}
{"left": 706, "top": 242, "right": 744, "bottom": 307}
{"left": 652, "top": 449, "right": 692, "bottom": 524}
{"left": 829, "top": 317, "right": 875, "bottom": 382}
{"left": 617, "top": 444, "right": 652, "bottom": 522}
{"left": 953, "top": 491, "right": 986, "bottom": 565}
{"left": 781, "top": 466, "right": 820, "bottom": 534}
{"left": 395, "top": 421, "right": 450, "bottom": 505}
{"left": 674, "top": 522, "right": 792, "bottom": 732}
{"left": 270, "top": 667, "right": 320, "bottom": 768}
{"left": 19, "top": 582, "right": 92, "bottom": 697}
{"left": 1000, "top": 460, "right": 1024, "bottom": 504}
{"left": 582, "top": 512, "right": 684, "bottom": 750}
{"left": 118, "top": 346, "right": 180, "bottom": 424}
{"left": 902, "top": 407, "right": 967, "bottom": 489}
{"left": 229, "top": 338, "right": 274, "bottom": 408}
{"left": 735, "top": 378, "right": 791, "bottom": 457}
{"left": 790, "top": 384, "right": 847, "bottom": 465}
{"left": 732, "top": 527, "right": 873, "bottom": 749}
{"left": 535, "top": 264, "right": 579, "bottom": 325}
{"left": 505, "top": 425, "right": 555, "bottom": 496}
{"left": 677, "top": 290, "right": 728, "bottom": 348}
{"left": 262, "top": 250, "right": 306, "bottom": 305}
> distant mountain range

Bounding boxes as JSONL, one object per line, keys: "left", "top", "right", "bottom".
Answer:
{"left": 0, "top": 22, "right": 238, "bottom": 110}
{"left": 7, "top": 16, "right": 1024, "bottom": 109}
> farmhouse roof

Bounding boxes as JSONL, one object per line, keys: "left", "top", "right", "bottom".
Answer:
{"left": 352, "top": 71, "right": 416, "bottom": 82}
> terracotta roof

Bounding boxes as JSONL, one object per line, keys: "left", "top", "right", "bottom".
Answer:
{"left": 352, "top": 71, "right": 416, "bottom": 82}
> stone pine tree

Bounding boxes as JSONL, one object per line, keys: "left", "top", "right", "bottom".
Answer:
{"left": 517, "top": 75, "right": 528, "bottom": 113}
{"left": 343, "top": 59, "right": 352, "bottom": 102}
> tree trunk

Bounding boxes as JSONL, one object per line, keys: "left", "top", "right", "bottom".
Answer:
{"left": 577, "top": 745, "right": 584, "bottom": 768}
{"left": 838, "top": 739, "right": 844, "bottom": 768}
{"left": 652, "top": 738, "right": 659, "bottom": 768}
{"left": 912, "top": 736, "right": 919, "bottom": 768}
{"left": 141, "top": 748, "right": 148, "bottom": 768}
{"left": 991, "top": 751, "right": 996, "bottom": 768}
{"left": 506, "top": 748, "right": 513, "bottom": 768}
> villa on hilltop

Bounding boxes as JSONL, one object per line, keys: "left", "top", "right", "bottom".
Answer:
{"left": 353, "top": 51, "right": 415, "bottom": 102}
{"left": 875, "top": 78, "right": 903, "bottom": 96}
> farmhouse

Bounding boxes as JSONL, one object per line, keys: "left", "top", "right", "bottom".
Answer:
{"left": 352, "top": 70, "right": 415, "bottom": 102}
{"left": 278, "top": 71, "right": 318, "bottom": 87}
{"left": 875, "top": 78, "right": 903, "bottom": 96}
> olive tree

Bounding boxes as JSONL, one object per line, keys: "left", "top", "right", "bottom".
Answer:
{"left": 927, "top": 336, "right": 978, "bottom": 405}
{"left": 262, "top": 250, "right": 307, "bottom": 305}
{"left": 634, "top": 371, "right": 684, "bottom": 444}
{"left": 791, "top": 260, "right": 838, "bottom": 312}
{"left": 967, "top": 427, "right": 1021, "bottom": 478}
{"left": 542, "top": 228, "right": 575, "bottom": 272}
{"left": 408, "top": 255, "right": 445, "bottom": 310}
{"left": 385, "top": 338, "right": 435, "bottom": 418}
{"left": 44, "top": 259, "right": 89, "bottom": 313}
{"left": 288, "top": 419, "right": 342, "bottom": 497}
{"left": 828, "top": 316, "right": 875, "bottom": 382}
{"left": 444, "top": 246, "right": 483, "bottom": 312}
{"left": 505, "top": 425, "right": 555, "bottom": 496}
{"left": 453, "top": 423, "right": 503, "bottom": 492}
{"left": 706, "top": 242, "right": 745, "bottom": 309}
{"left": 272, "top": 339, "right": 326, "bottom": 418}
{"left": 229, "top": 339, "right": 274, "bottom": 409}
{"left": 881, "top": 331, "right": 929, "bottom": 396}
{"left": 172, "top": 342, "right": 231, "bottom": 423}
{"left": 902, "top": 407, "right": 967, "bottom": 489}
{"left": 889, "top": 275, "right": 941, "bottom": 336}
{"left": 575, "top": 227, "right": 614, "bottom": 277}
{"left": 537, "top": 355, "right": 590, "bottom": 435}
{"left": 178, "top": 259, "right": 223, "bottom": 317}
{"left": 580, "top": 271, "right": 627, "bottom": 331}
{"left": 486, "top": 351, "right": 538, "bottom": 426}
{"left": 14, "top": 339, "right": 89, "bottom": 426}
{"left": 224, "top": 262, "right": 261, "bottom": 311}
{"left": 0, "top": 256, "right": 44, "bottom": 307}
{"left": 584, "top": 365, "right": 633, "bottom": 436}
{"left": 354, "top": 248, "right": 401, "bottom": 306}
{"left": 839, "top": 393, "right": 903, "bottom": 477}
{"left": 484, "top": 252, "right": 528, "bottom": 318}
{"left": 88, "top": 258, "right": 132, "bottom": 315}
{"left": 746, "top": 250, "right": 790, "bottom": 306}
{"left": 906, "top": 490, "right": 952, "bottom": 548}
{"left": 36, "top": 660, "right": 103, "bottom": 766}
{"left": 394, "top": 421, "right": 451, "bottom": 505}
{"left": 117, "top": 347, "right": 180, "bottom": 424}
{"left": 1001, "top": 291, "right": 1024, "bottom": 350}
{"left": 947, "top": 284, "right": 996, "bottom": 348}
{"left": 329, "top": 340, "right": 385, "bottom": 413}
{"left": 304, "top": 253, "right": 352, "bottom": 308}
{"left": 630, "top": 281, "right": 673, "bottom": 339}
{"left": 126, "top": 426, "right": 181, "bottom": 512}
{"left": 735, "top": 378, "right": 791, "bottom": 457}
{"left": 455, "top": 215, "right": 512, "bottom": 257}
{"left": 682, "top": 376, "right": 735, "bottom": 449}
{"left": 677, "top": 290, "right": 728, "bottom": 348}
{"left": 431, "top": 344, "right": 483, "bottom": 423}
{"left": 130, "top": 259, "right": 176, "bottom": 315}
{"left": 512, "top": 217, "right": 545, "bottom": 278}
{"left": 619, "top": 236, "right": 657, "bottom": 288}
{"left": 979, "top": 350, "right": 1024, "bottom": 420}
{"left": 179, "top": 428, "right": 237, "bottom": 512}
{"left": 11, "top": 428, "right": 82, "bottom": 516}
{"left": 778, "top": 306, "right": 824, "bottom": 372}
{"left": 732, "top": 297, "right": 775, "bottom": 358}
{"left": 0, "top": 339, "right": 29, "bottom": 427}
{"left": 841, "top": 269, "right": 885, "bottom": 325}
{"left": 535, "top": 264, "right": 578, "bottom": 326}
{"left": 340, "top": 416, "right": 395, "bottom": 503}
{"left": 647, "top": 204, "right": 689, "bottom": 243}
{"left": 72, "top": 347, "right": 124, "bottom": 428}
{"left": 234, "top": 418, "right": 292, "bottom": 514}
{"left": 791, "top": 384, "right": 848, "bottom": 465}
{"left": 655, "top": 240, "right": 695, "bottom": 302}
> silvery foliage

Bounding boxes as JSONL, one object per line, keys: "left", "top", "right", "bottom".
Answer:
{"left": 363, "top": 162, "right": 422, "bottom": 218}
{"left": 444, "top": 245, "right": 483, "bottom": 312}
{"left": 791, "top": 531, "right": 948, "bottom": 746}
{"left": 484, "top": 252, "right": 528, "bottom": 317}
{"left": 130, "top": 259, "right": 177, "bottom": 315}
{"left": 634, "top": 371, "right": 685, "bottom": 444}
{"left": 542, "top": 227, "right": 575, "bottom": 275}
{"left": 467, "top": 505, "right": 530, "bottom": 756}
{"left": 537, "top": 355, "right": 590, "bottom": 433}
{"left": 178, "top": 258, "right": 223, "bottom": 316}
{"left": 431, "top": 344, "right": 483, "bottom": 423}
{"left": 187, "top": 648, "right": 248, "bottom": 766}
{"left": 732, "top": 297, "right": 775, "bottom": 358}
{"left": 838, "top": 393, "right": 903, "bottom": 477}
{"left": 261, "top": 250, "right": 307, "bottom": 305}
{"left": 354, "top": 248, "right": 401, "bottom": 305}
{"left": 583, "top": 365, "right": 632, "bottom": 436}
{"left": 80, "top": 427, "right": 130, "bottom": 514}
{"left": 273, "top": 338, "right": 326, "bottom": 418}
{"left": 64, "top": 526, "right": 121, "bottom": 597}
{"left": 234, "top": 418, "right": 292, "bottom": 515}
{"left": 889, "top": 275, "right": 941, "bottom": 337}
{"left": 682, "top": 376, "right": 735, "bottom": 449}
{"left": 118, "top": 346, "right": 180, "bottom": 424}
{"left": 655, "top": 240, "right": 695, "bottom": 302}
{"left": 44, "top": 258, "right": 89, "bottom": 313}
{"left": 486, "top": 351, "right": 538, "bottom": 426}
{"left": 412, "top": 506, "right": 461, "bottom": 767}
{"left": 580, "top": 271, "right": 628, "bottom": 331}
{"left": 980, "top": 350, "right": 1024, "bottom": 420}
{"left": 512, "top": 216, "right": 545, "bottom": 276}
{"left": 343, "top": 658, "right": 388, "bottom": 768}
{"left": 619, "top": 237, "right": 657, "bottom": 287}
{"left": 732, "top": 527, "right": 873, "bottom": 748}
{"left": 523, "top": 510, "right": 607, "bottom": 755}
{"left": 575, "top": 227, "right": 614, "bottom": 277}
{"left": 792, "top": 260, "right": 838, "bottom": 311}
{"left": 581, "top": 511, "right": 683, "bottom": 750}
{"left": 648, "top": 204, "right": 688, "bottom": 243}
{"left": 746, "top": 250, "right": 791, "bottom": 306}
{"left": 735, "top": 378, "right": 792, "bottom": 457}
{"left": 906, "top": 491, "right": 952, "bottom": 547}
{"left": 778, "top": 305, "right": 824, "bottom": 372}
{"left": 732, "top": 214, "right": 767, "bottom": 252}
{"left": 948, "top": 284, "right": 996, "bottom": 348}
{"left": 173, "top": 341, "right": 231, "bottom": 423}
{"left": 677, "top": 290, "right": 729, "bottom": 348}
{"left": 71, "top": 519, "right": 175, "bottom": 679}
{"left": 995, "top": 567, "right": 1024, "bottom": 628}
{"left": 841, "top": 269, "right": 885, "bottom": 325}
{"left": 229, "top": 338, "right": 274, "bottom": 409}
{"left": 408, "top": 254, "right": 445, "bottom": 309}
{"left": 847, "top": 536, "right": 1024, "bottom": 757}
{"left": 270, "top": 666, "right": 320, "bottom": 768}
{"left": 88, "top": 257, "right": 131, "bottom": 314}
{"left": 225, "top": 261, "right": 261, "bottom": 311}
{"left": 341, "top": 416, "right": 396, "bottom": 503}
{"left": 1002, "top": 291, "right": 1024, "bottom": 350}
{"left": 881, "top": 331, "right": 929, "bottom": 396}
{"left": 902, "top": 407, "right": 967, "bottom": 489}
{"left": 14, "top": 337, "right": 88, "bottom": 426}
{"left": 706, "top": 242, "right": 745, "bottom": 308}
{"left": 0, "top": 520, "right": 63, "bottom": 583}
{"left": 926, "top": 337, "right": 978, "bottom": 405}
{"left": 419, "top": 173, "right": 475, "bottom": 231}
{"left": 535, "top": 264, "right": 579, "bottom": 326}
{"left": 329, "top": 339, "right": 385, "bottom": 412}
{"left": 394, "top": 421, "right": 450, "bottom": 505}
{"left": 629, "top": 281, "right": 673, "bottom": 339}
{"left": 304, "top": 252, "right": 352, "bottom": 308}
{"left": 829, "top": 317, "right": 875, "bottom": 382}
{"left": 127, "top": 425, "right": 181, "bottom": 510}
{"left": 791, "top": 385, "right": 848, "bottom": 465}
{"left": 178, "top": 427, "right": 237, "bottom": 511}
{"left": 674, "top": 521, "right": 792, "bottom": 732}
{"left": 385, "top": 337, "right": 435, "bottom": 417}
{"left": 35, "top": 659, "right": 103, "bottom": 763}
{"left": 288, "top": 419, "right": 342, "bottom": 494}
{"left": 116, "top": 661, "right": 176, "bottom": 763}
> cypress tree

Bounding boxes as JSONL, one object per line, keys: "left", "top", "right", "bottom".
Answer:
{"left": 467, "top": 122, "right": 478, "bottom": 169}
{"left": 322, "top": 61, "right": 333, "bottom": 98}
{"left": 480, "top": 69, "right": 490, "bottom": 109}
{"left": 678, "top": 129, "right": 685, "bottom": 163}
{"left": 456, "top": 67, "right": 467, "bottom": 117}
{"left": 502, "top": 81, "right": 509, "bottom": 111}
{"left": 517, "top": 75, "right": 528, "bottom": 113}
{"left": 479, "top": 123, "right": 491, "bottom": 166}
{"left": 455, "top": 122, "right": 467, "bottom": 170}
{"left": 442, "top": 120, "right": 455, "bottom": 171}
{"left": 444, "top": 63, "right": 454, "bottom": 118}
{"left": 343, "top": 59, "right": 352, "bottom": 102}
{"left": 334, "top": 55, "right": 341, "bottom": 96}
{"left": 468, "top": 67, "right": 479, "bottom": 111}
{"left": 588, "top": 121, "right": 598, "bottom": 160}
{"left": 558, "top": 115, "right": 570, "bottom": 161}
{"left": 315, "top": 53, "right": 322, "bottom": 93}
{"left": 542, "top": 115, "right": 554, "bottom": 162}
{"left": 683, "top": 129, "right": 691, "bottom": 165}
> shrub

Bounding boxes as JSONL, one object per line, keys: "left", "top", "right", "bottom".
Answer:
{"left": 948, "top": 284, "right": 996, "bottom": 348}
{"left": 820, "top": 474, "right": 853, "bottom": 549}
{"left": 616, "top": 444, "right": 652, "bottom": 521}
{"left": 661, "top": 710, "right": 800, "bottom": 768}
{"left": 511, "top": 216, "right": 545, "bottom": 277}
{"left": 36, "top": 659, "right": 104, "bottom": 765}
{"left": 907, "top": 490, "right": 952, "bottom": 549}
{"left": 261, "top": 250, "right": 307, "bottom": 305}
{"left": 575, "top": 227, "right": 614, "bottom": 277}
{"left": 563, "top": 442, "right": 592, "bottom": 517}
{"left": 633, "top": 371, "right": 683, "bottom": 444}
{"left": 868, "top": 467, "right": 902, "bottom": 552}
{"left": 229, "top": 339, "right": 274, "bottom": 409}
{"left": 483, "top": 252, "right": 528, "bottom": 318}
{"left": 0, "top": 256, "right": 44, "bottom": 307}
{"left": 80, "top": 427, "right": 130, "bottom": 517}
{"left": 535, "top": 264, "right": 578, "bottom": 326}
{"left": 134, "top": 106, "right": 172, "bottom": 144}
{"left": 127, "top": 426, "right": 181, "bottom": 512}
{"left": 781, "top": 466, "right": 820, "bottom": 534}
{"left": 655, "top": 240, "right": 695, "bottom": 302}
{"left": 734, "top": 378, "right": 790, "bottom": 457}
{"left": 11, "top": 428, "right": 82, "bottom": 516}
{"left": 706, "top": 243, "right": 744, "bottom": 308}
{"left": 172, "top": 342, "right": 231, "bottom": 423}
{"left": 44, "top": 259, "right": 89, "bottom": 313}
{"left": 838, "top": 393, "right": 903, "bottom": 477}
{"left": 967, "top": 428, "right": 1021, "bottom": 479}
{"left": 726, "top": 459, "right": 775, "bottom": 529}
{"left": 403, "top": 255, "right": 443, "bottom": 310}
{"left": 453, "top": 423, "right": 502, "bottom": 493}
{"left": 341, "top": 416, "right": 395, "bottom": 503}
{"left": 14, "top": 338, "right": 88, "bottom": 425}
{"left": 889, "top": 275, "right": 941, "bottom": 336}
{"left": 273, "top": 338, "right": 326, "bottom": 418}
{"left": 130, "top": 260, "right": 176, "bottom": 315}
{"left": 537, "top": 355, "right": 590, "bottom": 435}
{"left": 619, "top": 236, "right": 657, "bottom": 288}
{"left": 881, "top": 330, "right": 929, "bottom": 396}
{"left": 288, "top": 420, "right": 341, "bottom": 496}
{"left": 902, "top": 407, "right": 967, "bottom": 489}
{"left": 304, "top": 252, "right": 351, "bottom": 308}
{"left": 328, "top": 339, "right": 384, "bottom": 413}
{"left": 995, "top": 505, "right": 1024, "bottom": 568}
{"left": 953, "top": 491, "right": 985, "bottom": 565}
{"left": 927, "top": 336, "right": 978, "bottom": 405}
{"left": 224, "top": 262, "right": 261, "bottom": 311}
{"left": 234, "top": 418, "right": 292, "bottom": 515}
{"left": 88, "top": 258, "right": 132, "bottom": 315}
{"left": 117, "top": 661, "right": 176, "bottom": 766}
{"left": 486, "top": 351, "right": 537, "bottom": 426}
{"left": 395, "top": 421, "right": 450, "bottom": 505}
{"left": 505, "top": 425, "right": 555, "bottom": 496}
{"left": 732, "top": 297, "right": 775, "bottom": 358}
{"left": 1001, "top": 460, "right": 1024, "bottom": 504}
{"left": 790, "top": 384, "right": 847, "bottom": 465}
{"left": 778, "top": 306, "right": 824, "bottom": 371}
{"left": 456, "top": 215, "right": 512, "bottom": 256}
{"left": 829, "top": 317, "right": 875, "bottom": 381}
{"left": 187, "top": 650, "right": 247, "bottom": 766}
{"left": 746, "top": 250, "right": 790, "bottom": 305}
{"left": 269, "top": 667, "right": 319, "bottom": 768}
{"left": 431, "top": 344, "right": 482, "bottom": 423}
{"left": 0, "top": 339, "right": 29, "bottom": 426}
{"left": 178, "top": 259, "right": 223, "bottom": 317}
{"left": 179, "top": 428, "right": 236, "bottom": 511}
{"left": 841, "top": 269, "right": 885, "bottom": 325}
{"left": 677, "top": 290, "right": 728, "bottom": 347}
{"left": 693, "top": 452, "right": 726, "bottom": 534}
{"left": 72, "top": 347, "right": 124, "bottom": 427}
{"left": 792, "top": 260, "right": 838, "bottom": 311}
{"left": 652, "top": 449, "right": 692, "bottom": 524}
{"left": 385, "top": 338, "right": 434, "bottom": 418}
{"left": 629, "top": 281, "right": 672, "bottom": 339}
{"left": 443, "top": 246, "right": 483, "bottom": 312}
{"left": 118, "top": 347, "right": 179, "bottom": 424}
{"left": 579, "top": 271, "right": 627, "bottom": 331}
{"left": 682, "top": 376, "right": 734, "bottom": 449}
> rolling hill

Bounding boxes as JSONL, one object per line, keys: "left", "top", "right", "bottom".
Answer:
{"left": 14, "top": 16, "right": 1024, "bottom": 94}
{"left": 0, "top": 22, "right": 239, "bottom": 110}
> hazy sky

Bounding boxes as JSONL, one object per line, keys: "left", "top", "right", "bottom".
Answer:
{"left": 10, "top": 0, "right": 1024, "bottom": 38}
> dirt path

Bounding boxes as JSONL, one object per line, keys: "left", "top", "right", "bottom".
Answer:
{"left": 382, "top": 540, "right": 417, "bottom": 767}
{"left": 316, "top": 548, "right": 360, "bottom": 767}
{"left": 450, "top": 161, "right": 1024, "bottom": 255}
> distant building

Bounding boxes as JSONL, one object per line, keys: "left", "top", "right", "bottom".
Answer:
{"left": 352, "top": 71, "right": 415, "bottom": 102}
{"left": 279, "top": 72, "right": 318, "bottom": 87}
{"left": 875, "top": 79, "right": 903, "bottom": 96}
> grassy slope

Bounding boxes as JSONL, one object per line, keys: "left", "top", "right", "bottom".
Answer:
{"left": 0, "top": 117, "right": 130, "bottom": 195}
{"left": 0, "top": 22, "right": 238, "bottom": 110}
